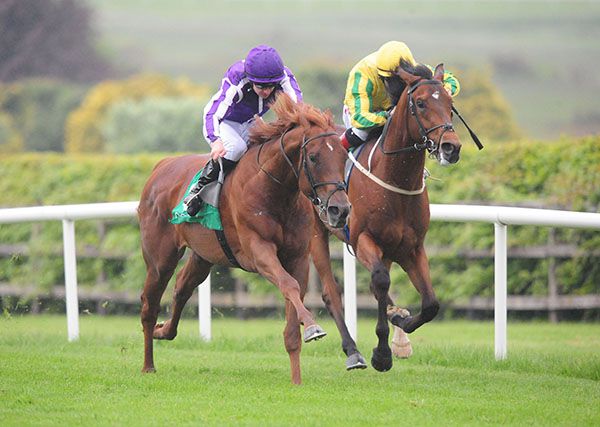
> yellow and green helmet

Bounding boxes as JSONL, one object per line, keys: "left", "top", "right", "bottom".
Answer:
{"left": 376, "top": 41, "right": 416, "bottom": 77}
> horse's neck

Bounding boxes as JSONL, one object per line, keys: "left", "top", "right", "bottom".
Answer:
{"left": 374, "top": 111, "right": 426, "bottom": 189}
{"left": 257, "top": 138, "right": 303, "bottom": 199}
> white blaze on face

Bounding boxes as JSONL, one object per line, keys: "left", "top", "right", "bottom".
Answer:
{"left": 326, "top": 142, "right": 334, "bottom": 151}
{"left": 432, "top": 90, "right": 440, "bottom": 100}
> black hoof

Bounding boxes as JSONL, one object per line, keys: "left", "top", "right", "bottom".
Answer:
{"left": 304, "top": 325, "right": 327, "bottom": 343}
{"left": 346, "top": 352, "right": 368, "bottom": 370}
{"left": 389, "top": 313, "right": 414, "bottom": 331}
{"left": 371, "top": 347, "right": 393, "bottom": 372}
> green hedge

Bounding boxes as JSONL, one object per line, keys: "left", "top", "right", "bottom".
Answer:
{"left": 0, "top": 137, "right": 598, "bottom": 302}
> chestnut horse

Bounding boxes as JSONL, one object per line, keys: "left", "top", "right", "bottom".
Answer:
{"left": 139, "top": 95, "right": 350, "bottom": 384}
{"left": 311, "top": 64, "right": 463, "bottom": 372}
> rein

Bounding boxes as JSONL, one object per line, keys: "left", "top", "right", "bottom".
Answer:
{"left": 256, "top": 128, "right": 347, "bottom": 214}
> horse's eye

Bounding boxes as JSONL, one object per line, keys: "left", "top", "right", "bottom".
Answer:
{"left": 308, "top": 153, "right": 317, "bottom": 163}
{"left": 416, "top": 99, "right": 425, "bottom": 109}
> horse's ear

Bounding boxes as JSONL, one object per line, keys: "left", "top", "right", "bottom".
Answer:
{"left": 396, "top": 67, "right": 420, "bottom": 87}
{"left": 433, "top": 63, "right": 445, "bottom": 81}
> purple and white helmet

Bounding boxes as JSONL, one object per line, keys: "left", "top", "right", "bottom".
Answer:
{"left": 244, "top": 45, "right": 285, "bottom": 84}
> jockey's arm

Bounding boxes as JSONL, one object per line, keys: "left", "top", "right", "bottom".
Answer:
{"left": 280, "top": 67, "right": 303, "bottom": 103}
{"left": 203, "top": 77, "right": 239, "bottom": 145}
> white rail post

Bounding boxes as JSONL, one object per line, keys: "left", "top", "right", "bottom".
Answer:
{"left": 343, "top": 245, "right": 358, "bottom": 341}
{"left": 62, "top": 219, "right": 79, "bottom": 341}
{"left": 494, "top": 222, "right": 507, "bottom": 360}
{"left": 198, "top": 274, "right": 211, "bottom": 341}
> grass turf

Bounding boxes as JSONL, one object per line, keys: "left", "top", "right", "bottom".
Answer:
{"left": 1, "top": 315, "right": 599, "bottom": 426}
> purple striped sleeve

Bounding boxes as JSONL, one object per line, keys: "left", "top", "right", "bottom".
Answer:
{"left": 280, "top": 67, "right": 303, "bottom": 102}
{"left": 202, "top": 78, "right": 240, "bottom": 143}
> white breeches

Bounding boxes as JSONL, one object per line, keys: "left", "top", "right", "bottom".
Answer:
{"left": 342, "top": 105, "right": 369, "bottom": 140}
{"left": 211, "top": 120, "right": 253, "bottom": 162}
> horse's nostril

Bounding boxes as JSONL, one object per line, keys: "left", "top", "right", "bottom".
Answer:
{"left": 328, "top": 206, "right": 340, "bottom": 217}
{"left": 441, "top": 142, "right": 455, "bottom": 155}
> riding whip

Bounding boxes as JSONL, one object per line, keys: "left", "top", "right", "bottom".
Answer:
{"left": 452, "top": 106, "right": 484, "bottom": 150}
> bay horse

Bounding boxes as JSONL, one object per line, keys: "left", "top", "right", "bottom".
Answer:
{"left": 138, "top": 94, "right": 351, "bottom": 384}
{"left": 311, "top": 63, "right": 462, "bottom": 372}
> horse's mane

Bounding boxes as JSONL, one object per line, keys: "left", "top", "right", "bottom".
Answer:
{"left": 386, "top": 60, "right": 435, "bottom": 104}
{"left": 248, "top": 94, "right": 335, "bottom": 145}
{"left": 400, "top": 60, "right": 433, "bottom": 80}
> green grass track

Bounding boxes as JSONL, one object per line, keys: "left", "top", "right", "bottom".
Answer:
{"left": 1, "top": 315, "right": 599, "bottom": 426}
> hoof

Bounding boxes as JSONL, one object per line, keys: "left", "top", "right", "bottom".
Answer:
{"left": 141, "top": 367, "right": 156, "bottom": 373}
{"left": 391, "top": 325, "right": 413, "bottom": 359}
{"left": 304, "top": 324, "right": 327, "bottom": 343}
{"left": 392, "top": 338, "right": 413, "bottom": 359}
{"left": 387, "top": 305, "right": 412, "bottom": 330}
{"left": 371, "top": 347, "right": 393, "bottom": 372}
{"left": 153, "top": 322, "right": 176, "bottom": 340}
{"left": 346, "top": 352, "right": 368, "bottom": 370}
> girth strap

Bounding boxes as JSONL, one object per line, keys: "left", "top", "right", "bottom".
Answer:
{"left": 214, "top": 229, "right": 245, "bottom": 270}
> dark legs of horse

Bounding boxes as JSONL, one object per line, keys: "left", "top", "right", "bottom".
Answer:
{"left": 356, "top": 233, "right": 393, "bottom": 372}
{"left": 153, "top": 252, "right": 212, "bottom": 340}
{"left": 389, "top": 246, "right": 439, "bottom": 333}
{"left": 140, "top": 230, "right": 184, "bottom": 373}
{"left": 310, "top": 221, "right": 367, "bottom": 370}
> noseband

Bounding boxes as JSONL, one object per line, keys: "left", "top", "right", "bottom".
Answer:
{"left": 381, "top": 79, "right": 455, "bottom": 157}
{"left": 258, "top": 128, "right": 347, "bottom": 215}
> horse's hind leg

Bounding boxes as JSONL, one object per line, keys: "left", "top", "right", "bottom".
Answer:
{"left": 140, "top": 233, "right": 184, "bottom": 373}
{"left": 310, "top": 221, "right": 366, "bottom": 370}
{"left": 356, "top": 233, "right": 393, "bottom": 372}
{"left": 154, "top": 252, "right": 212, "bottom": 340}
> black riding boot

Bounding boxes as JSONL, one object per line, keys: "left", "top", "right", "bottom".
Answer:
{"left": 184, "top": 158, "right": 238, "bottom": 216}
{"left": 184, "top": 159, "right": 221, "bottom": 216}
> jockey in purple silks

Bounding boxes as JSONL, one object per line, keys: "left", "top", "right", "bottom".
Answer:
{"left": 184, "top": 45, "right": 303, "bottom": 216}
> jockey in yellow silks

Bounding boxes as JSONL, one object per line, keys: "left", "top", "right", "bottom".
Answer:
{"left": 340, "top": 41, "right": 460, "bottom": 150}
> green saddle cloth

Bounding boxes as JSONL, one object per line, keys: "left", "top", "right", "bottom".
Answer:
{"left": 169, "top": 169, "right": 223, "bottom": 230}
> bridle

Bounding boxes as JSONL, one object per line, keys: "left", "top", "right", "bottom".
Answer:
{"left": 380, "top": 79, "right": 455, "bottom": 158}
{"left": 257, "top": 128, "right": 347, "bottom": 216}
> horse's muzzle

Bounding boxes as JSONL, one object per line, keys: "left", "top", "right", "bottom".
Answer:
{"left": 439, "top": 141, "right": 461, "bottom": 165}
{"left": 326, "top": 203, "right": 351, "bottom": 228}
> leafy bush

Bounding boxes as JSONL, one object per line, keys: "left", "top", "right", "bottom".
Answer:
{"left": 0, "top": 136, "right": 597, "bottom": 300}
{"left": 0, "top": 79, "right": 86, "bottom": 151}
{"left": 0, "top": 112, "right": 23, "bottom": 152}
{"left": 453, "top": 66, "right": 523, "bottom": 142}
{"left": 65, "top": 74, "right": 210, "bottom": 153}
{"left": 102, "top": 97, "right": 206, "bottom": 153}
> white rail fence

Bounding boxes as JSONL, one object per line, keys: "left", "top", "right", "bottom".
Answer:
{"left": 1, "top": 202, "right": 599, "bottom": 360}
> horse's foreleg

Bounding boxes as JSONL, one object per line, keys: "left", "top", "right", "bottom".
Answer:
{"left": 356, "top": 233, "right": 392, "bottom": 372}
{"left": 283, "top": 300, "right": 302, "bottom": 385}
{"left": 310, "top": 221, "right": 366, "bottom": 370}
{"left": 154, "top": 252, "right": 212, "bottom": 340}
{"left": 140, "top": 243, "right": 183, "bottom": 373}
{"left": 250, "top": 240, "right": 324, "bottom": 342}
{"left": 393, "top": 245, "right": 439, "bottom": 334}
